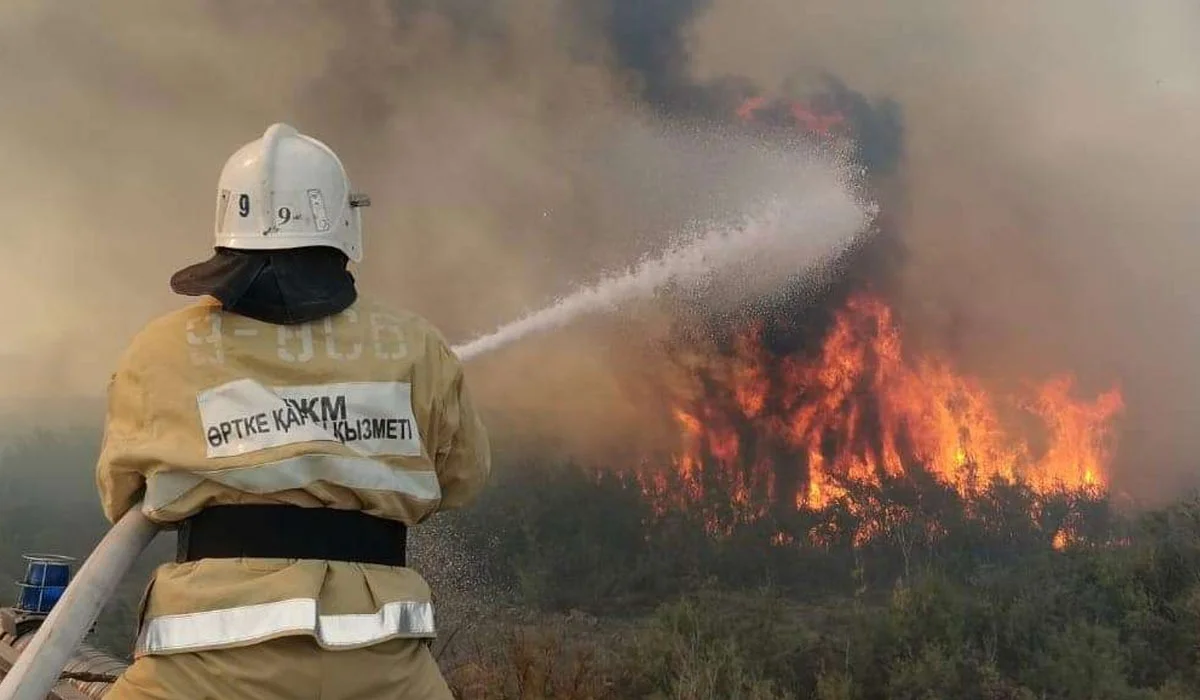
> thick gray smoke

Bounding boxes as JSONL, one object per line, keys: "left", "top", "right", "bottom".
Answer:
{"left": 0, "top": 0, "right": 1196, "bottom": 502}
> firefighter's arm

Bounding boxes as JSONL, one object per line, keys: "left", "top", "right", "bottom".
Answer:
{"left": 95, "top": 346, "right": 150, "bottom": 524}
{"left": 432, "top": 345, "right": 491, "bottom": 511}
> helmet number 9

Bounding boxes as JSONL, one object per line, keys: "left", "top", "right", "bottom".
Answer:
{"left": 237, "top": 194, "right": 250, "bottom": 218}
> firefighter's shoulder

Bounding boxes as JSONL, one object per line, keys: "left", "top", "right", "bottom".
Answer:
{"left": 114, "top": 298, "right": 223, "bottom": 369}
{"left": 352, "top": 295, "right": 457, "bottom": 358}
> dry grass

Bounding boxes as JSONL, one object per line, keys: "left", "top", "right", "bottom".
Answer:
{"left": 442, "top": 620, "right": 621, "bottom": 700}
{"left": 434, "top": 594, "right": 806, "bottom": 700}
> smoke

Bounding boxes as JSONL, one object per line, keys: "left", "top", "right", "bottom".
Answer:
{"left": 681, "top": 0, "right": 1200, "bottom": 501}
{"left": 1, "top": 0, "right": 1196, "bottom": 502}
{"left": 560, "top": 0, "right": 1200, "bottom": 500}
{"left": 571, "top": 0, "right": 711, "bottom": 110}
{"left": 0, "top": 0, "right": 861, "bottom": 453}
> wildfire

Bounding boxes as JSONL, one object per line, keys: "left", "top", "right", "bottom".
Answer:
{"left": 735, "top": 94, "right": 848, "bottom": 137}
{"left": 643, "top": 294, "right": 1124, "bottom": 541}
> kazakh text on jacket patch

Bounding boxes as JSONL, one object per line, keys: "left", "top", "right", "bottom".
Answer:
{"left": 197, "top": 379, "right": 423, "bottom": 459}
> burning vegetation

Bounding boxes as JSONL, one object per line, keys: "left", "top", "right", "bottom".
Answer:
{"left": 627, "top": 82, "right": 1122, "bottom": 551}
{"left": 736, "top": 94, "right": 848, "bottom": 138}
{"left": 639, "top": 292, "right": 1124, "bottom": 548}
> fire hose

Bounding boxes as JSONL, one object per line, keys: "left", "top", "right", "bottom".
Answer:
{"left": 0, "top": 502, "right": 158, "bottom": 700}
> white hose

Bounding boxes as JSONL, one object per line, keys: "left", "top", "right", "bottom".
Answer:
{"left": 0, "top": 503, "right": 159, "bottom": 700}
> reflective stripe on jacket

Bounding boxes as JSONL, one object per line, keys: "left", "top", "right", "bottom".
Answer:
{"left": 96, "top": 296, "right": 491, "bottom": 656}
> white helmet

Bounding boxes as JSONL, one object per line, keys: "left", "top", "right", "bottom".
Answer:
{"left": 213, "top": 123, "right": 370, "bottom": 262}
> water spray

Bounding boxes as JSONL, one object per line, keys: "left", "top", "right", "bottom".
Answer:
{"left": 453, "top": 186, "right": 874, "bottom": 363}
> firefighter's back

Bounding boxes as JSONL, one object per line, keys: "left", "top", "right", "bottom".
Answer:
{"left": 126, "top": 294, "right": 470, "bottom": 526}
{"left": 99, "top": 123, "right": 488, "bottom": 700}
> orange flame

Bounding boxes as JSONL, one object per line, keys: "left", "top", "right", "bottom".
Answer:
{"left": 643, "top": 294, "right": 1123, "bottom": 537}
{"left": 735, "top": 96, "right": 769, "bottom": 122}
{"left": 789, "top": 103, "right": 846, "bottom": 135}
{"left": 736, "top": 95, "right": 847, "bottom": 136}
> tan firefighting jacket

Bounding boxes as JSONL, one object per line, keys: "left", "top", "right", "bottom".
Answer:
{"left": 95, "top": 296, "right": 490, "bottom": 658}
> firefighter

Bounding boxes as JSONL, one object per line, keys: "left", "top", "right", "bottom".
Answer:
{"left": 97, "top": 123, "right": 490, "bottom": 699}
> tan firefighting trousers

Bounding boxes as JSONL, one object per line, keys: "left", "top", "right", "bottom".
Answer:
{"left": 104, "top": 636, "right": 454, "bottom": 699}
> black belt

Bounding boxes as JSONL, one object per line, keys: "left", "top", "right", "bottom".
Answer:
{"left": 176, "top": 505, "right": 407, "bottom": 567}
